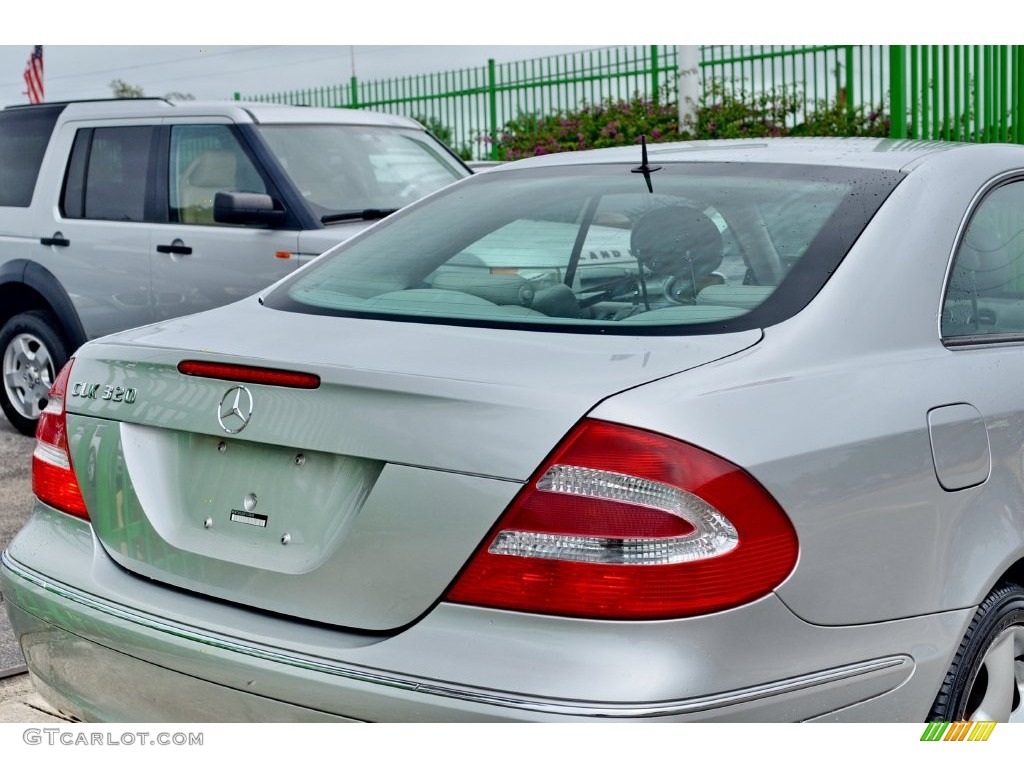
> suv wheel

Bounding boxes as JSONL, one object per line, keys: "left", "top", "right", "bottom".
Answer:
{"left": 0, "top": 310, "right": 69, "bottom": 436}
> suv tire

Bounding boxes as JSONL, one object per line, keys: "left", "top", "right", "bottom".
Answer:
{"left": 0, "top": 310, "right": 70, "bottom": 436}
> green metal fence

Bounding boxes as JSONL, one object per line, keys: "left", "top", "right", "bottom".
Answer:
{"left": 237, "top": 45, "right": 1023, "bottom": 159}
{"left": 699, "top": 45, "right": 888, "bottom": 128}
{"left": 888, "top": 45, "right": 1024, "bottom": 143}
{"left": 237, "top": 46, "right": 677, "bottom": 160}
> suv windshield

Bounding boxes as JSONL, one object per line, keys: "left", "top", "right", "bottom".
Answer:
{"left": 264, "top": 162, "right": 902, "bottom": 334}
{"left": 256, "top": 124, "right": 466, "bottom": 219}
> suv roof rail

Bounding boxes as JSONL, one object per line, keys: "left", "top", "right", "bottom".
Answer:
{"left": 3, "top": 97, "right": 174, "bottom": 111}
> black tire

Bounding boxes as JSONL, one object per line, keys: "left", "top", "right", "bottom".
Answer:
{"left": 929, "top": 582, "right": 1024, "bottom": 722}
{"left": 0, "top": 310, "right": 70, "bottom": 436}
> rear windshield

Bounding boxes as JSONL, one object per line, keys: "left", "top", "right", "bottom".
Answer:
{"left": 263, "top": 162, "right": 902, "bottom": 334}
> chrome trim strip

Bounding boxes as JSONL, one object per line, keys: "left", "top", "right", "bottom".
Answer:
{"left": 2, "top": 550, "right": 911, "bottom": 718}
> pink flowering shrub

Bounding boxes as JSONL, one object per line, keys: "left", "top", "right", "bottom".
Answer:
{"left": 495, "top": 94, "right": 682, "bottom": 160}
{"left": 490, "top": 83, "right": 891, "bottom": 159}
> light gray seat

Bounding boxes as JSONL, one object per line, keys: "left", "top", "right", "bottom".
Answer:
{"left": 179, "top": 150, "right": 238, "bottom": 224}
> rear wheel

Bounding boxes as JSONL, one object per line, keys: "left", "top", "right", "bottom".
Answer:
{"left": 929, "top": 583, "right": 1024, "bottom": 722}
{"left": 0, "top": 310, "right": 69, "bottom": 436}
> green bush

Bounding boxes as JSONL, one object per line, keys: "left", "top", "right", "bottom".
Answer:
{"left": 487, "top": 94, "right": 683, "bottom": 160}
{"left": 414, "top": 115, "right": 474, "bottom": 161}
{"left": 691, "top": 82, "right": 799, "bottom": 139}
{"left": 487, "top": 82, "right": 892, "bottom": 159}
{"left": 790, "top": 93, "right": 890, "bottom": 138}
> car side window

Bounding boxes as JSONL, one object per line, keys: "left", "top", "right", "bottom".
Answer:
{"left": 61, "top": 126, "right": 158, "bottom": 222}
{"left": 942, "top": 180, "right": 1024, "bottom": 340}
{"left": 168, "top": 125, "right": 268, "bottom": 226}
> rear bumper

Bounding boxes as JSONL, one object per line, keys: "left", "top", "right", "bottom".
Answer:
{"left": 0, "top": 507, "right": 972, "bottom": 722}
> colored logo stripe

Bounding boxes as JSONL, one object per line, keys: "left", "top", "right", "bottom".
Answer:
{"left": 921, "top": 721, "right": 996, "bottom": 741}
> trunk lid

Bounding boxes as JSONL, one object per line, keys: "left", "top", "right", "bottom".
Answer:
{"left": 64, "top": 300, "right": 761, "bottom": 630}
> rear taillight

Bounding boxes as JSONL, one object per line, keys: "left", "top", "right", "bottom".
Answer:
{"left": 32, "top": 358, "right": 89, "bottom": 520}
{"left": 446, "top": 420, "right": 798, "bottom": 620}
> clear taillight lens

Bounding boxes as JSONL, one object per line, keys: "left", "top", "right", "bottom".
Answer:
{"left": 32, "top": 358, "right": 89, "bottom": 520}
{"left": 446, "top": 419, "right": 798, "bottom": 620}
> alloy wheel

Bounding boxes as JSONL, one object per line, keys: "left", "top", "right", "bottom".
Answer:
{"left": 964, "top": 626, "right": 1024, "bottom": 722}
{"left": 2, "top": 330, "right": 55, "bottom": 421}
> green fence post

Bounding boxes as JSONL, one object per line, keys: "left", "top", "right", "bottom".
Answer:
{"left": 890, "top": 45, "right": 907, "bottom": 139}
{"left": 844, "top": 46, "right": 854, "bottom": 121}
{"left": 1011, "top": 46, "right": 1019, "bottom": 144}
{"left": 488, "top": 58, "right": 499, "bottom": 160}
{"left": 1012, "top": 46, "right": 1018, "bottom": 144}
{"left": 233, "top": 92, "right": 241, "bottom": 101}
{"left": 1001, "top": 45, "right": 1010, "bottom": 142}
{"left": 942, "top": 46, "right": 950, "bottom": 141}
{"left": 350, "top": 76, "right": 359, "bottom": 109}
{"left": 651, "top": 45, "right": 660, "bottom": 104}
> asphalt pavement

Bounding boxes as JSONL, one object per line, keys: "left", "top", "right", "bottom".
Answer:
{"left": 0, "top": 416, "right": 33, "bottom": 551}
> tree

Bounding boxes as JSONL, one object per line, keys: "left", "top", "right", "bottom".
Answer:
{"left": 110, "top": 79, "right": 145, "bottom": 98}
{"left": 413, "top": 114, "right": 472, "bottom": 161}
{"left": 109, "top": 79, "right": 194, "bottom": 100}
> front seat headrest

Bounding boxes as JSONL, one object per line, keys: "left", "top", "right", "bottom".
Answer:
{"left": 630, "top": 206, "right": 724, "bottom": 277}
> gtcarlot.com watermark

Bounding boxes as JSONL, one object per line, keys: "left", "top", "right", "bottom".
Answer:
{"left": 23, "top": 728, "right": 203, "bottom": 746}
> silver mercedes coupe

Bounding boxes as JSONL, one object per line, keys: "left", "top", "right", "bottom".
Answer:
{"left": 5, "top": 137, "right": 1024, "bottom": 722}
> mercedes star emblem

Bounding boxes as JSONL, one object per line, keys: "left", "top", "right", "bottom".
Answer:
{"left": 217, "top": 385, "right": 254, "bottom": 434}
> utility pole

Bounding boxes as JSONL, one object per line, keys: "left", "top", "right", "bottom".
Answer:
{"left": 678, "top": 46, "right": 701, "bottom": 133}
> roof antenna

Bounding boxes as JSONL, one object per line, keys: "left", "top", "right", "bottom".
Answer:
{"left": 631, "top": 135, "right": 661, "bottom": 194}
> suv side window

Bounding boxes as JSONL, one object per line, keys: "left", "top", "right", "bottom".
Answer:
{"left": 942, "top": 180, "right": 1024, "bottom": 341}
{"left": 168, "top": 125, "right": 268, "bottom": 226}
{"left": 0, "top": 106, "right": 62, "bottom": 207}
{"left": 61, "top": 126, "right": 158, "bottom": 222}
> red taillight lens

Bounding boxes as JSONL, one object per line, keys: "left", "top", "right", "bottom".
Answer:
{"left": 446, "top": 420, "right": 798, "bottom": 620}
{"left": 32, "top": 358, "right": 89, "bottom": 520}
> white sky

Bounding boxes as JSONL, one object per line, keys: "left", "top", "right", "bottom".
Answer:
{"left": 0, "top": 1, "right": 1006, "bottom": 107}
{"left": 0, "top": 45, "right": 603, "bottom": 105}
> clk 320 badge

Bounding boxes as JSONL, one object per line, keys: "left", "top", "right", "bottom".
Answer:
{"left": 70, "top": 382, "right": 137, "bottom": 403}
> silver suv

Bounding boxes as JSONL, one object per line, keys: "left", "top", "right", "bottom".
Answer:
{"left": 0, "top": 99, "right": 469, "bottom": 434}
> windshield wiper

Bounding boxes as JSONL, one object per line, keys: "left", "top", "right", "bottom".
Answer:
{"left": 321, "top": 208, "right": 399, "bottom": 224}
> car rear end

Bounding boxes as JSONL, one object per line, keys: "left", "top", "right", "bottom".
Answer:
{"left": 0, "top": 140, "right": 968, "bottom": 721}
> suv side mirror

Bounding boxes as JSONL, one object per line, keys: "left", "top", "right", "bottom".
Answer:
{"left": 214, "top": 192, "right": 287, "bottom": 227}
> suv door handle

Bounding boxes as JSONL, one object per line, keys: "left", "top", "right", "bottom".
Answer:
{"left": 41, "top": 232, "right": 70, "bottom": 247}
{"left": 156, "top": 240, "right": 193, "bottom": 255}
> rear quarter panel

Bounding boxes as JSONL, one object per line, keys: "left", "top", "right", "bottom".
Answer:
{"left": 593, "top": 146, "right": 1024, "bottom": 625}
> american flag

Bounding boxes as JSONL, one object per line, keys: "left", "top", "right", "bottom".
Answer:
{"left": 23, "top": 46, "right": 44, "bottom": 104}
